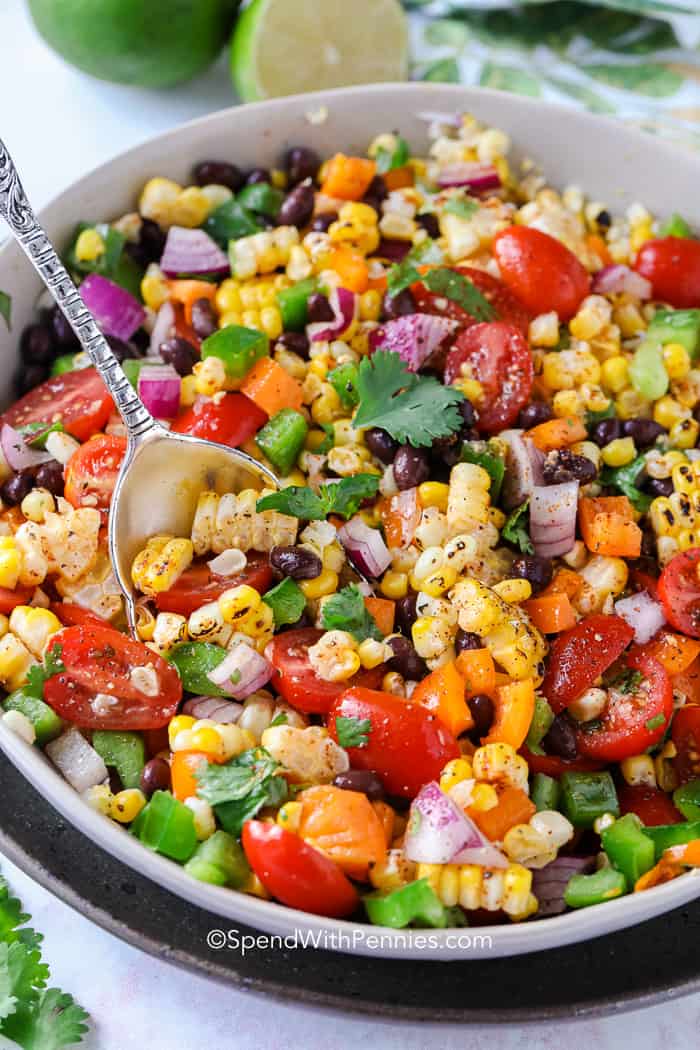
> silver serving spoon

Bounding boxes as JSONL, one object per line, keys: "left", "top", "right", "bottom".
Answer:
{"left": 0, "top": 139, "right": 278, "bottom": 632}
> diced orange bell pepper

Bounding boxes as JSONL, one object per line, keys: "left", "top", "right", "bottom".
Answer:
{"left": 367, "top": 271, "right": 388, "bottom": 294}
{"left": 379, "top": 489, "right": 421, "bottom": 550}
{"left": 383, "top": 165, "right": 414, "bottom": 191}
{"left": 364, "top": 596, "right": 395, "bottom": 637}
{"left": 471, "top": 786, "right": 536, "bottom": 841}
{"left": 527, "top": 416, "right": 587, "bottom": 452}
{"left": 455, "top": 648, "right": 496, "bottom": 698}
{"left": 326, "top": 245, "right": 369, "bottom": 293}
{"left": 634, "top": 855, "right": 684, "bottom": 892}
{"left": 372, "top": 800, "right": 395, "bottom": 845}
{"left": 321, "top": 154, "right": 377, "bottom": 201}
{"left": 585, "top": 233, "right": 613, "bottom": 267}
{"left": 541, "top": 568, "right": 584, "bottom": 600}
{"left": 579, "top": 495, "right": 642, "bottom": 558}
{"left": 240, "top": 357, "right": 303, "bottom": 416}
{"left": 671, "top": 657, "right": 700, "bottom": 706}
{"left": 296, "top": 784, "right": 387, "bottom": 880}
{"left": 167, "top": 279, "right": 218, "bottom": 325}
{"left": 170, "top": 751, "right": 219, "bottom": 802}
{"left": 647, "top": 631, "right": 700, "bottom": 676}
{"left": 482, "top": 678, "right": 535, "bottom": 750}
{"left": 523, "top": 593, "right": 577, "bottom": 634}
{"left": 411, "top": 660, "right": 474, "bottom": 737}
{"left": 667, "top": 840, "right": 700, "bottom": 866}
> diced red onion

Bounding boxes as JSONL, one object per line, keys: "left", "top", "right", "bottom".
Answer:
{"left": 452, "top": 844, "right": 511, "bottom": 868}
{"left": 45, "top": 728, "right": 108, "bottom": 793}
{"left": 377, "top": 238, "right": 411, "bottom": 263}
{"left": 500, "top": 429, "right": 545, "bottom": 510}
{"left": 207, "top": 549, "right": 247, "bottom": 576}
{"left": 338, "top": 516, "right": 391, "bottom": 578}
{"left": 531, "top": 855, "right": 596, "bottom": 917}
{"left": 405, "top": 782, "right": 509, "bottom": 868}
{"left": 530, "top": 482, "right": 579, "bottom": 558}
{"left": 137, "top": 364, "right": 181, "bottom": 419}
{"left": 306, "top": 286, "right": 357, "bottom": 343}
{"left": 592, "top": 264, "right": 652, "bottom": 301}
{"left": 80, "top": 273, "right": 145, "bottom": 342}
{"left": 160, "top": 226, "right": 229, "bottom": 278}
{"left": 615, "top": 590, "right": 666, "bottom": 644}
{"left": 369, "top": 313, "right": 458, "bottom": 372}
{"left": 182, "top": 696, "right": 243, "bottom": 723}
{"left": 207, "top": 643, "right": 273, "bottom": 700}
{"left": 0, "top": 424, "right": 53, "bottom": 470}
{"left": 149, "top": 300, "right": 176, "bottom": 356}
{"left": 437, "top": 163, "right": 501, "bottom": 191}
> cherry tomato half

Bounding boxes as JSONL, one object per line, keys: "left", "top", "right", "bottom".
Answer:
{"left": 0, "top": 586, "right": 35, "bottom": 615}
{"left": 0, "top": 368, "right": 114, "bottom": 443}
{"left": 443, "top": 321, "right": 534, "bottom": 433}
{"left": 493, "top": 226, "right": 590, "bottom": 321}
{"left": 44, "top": 625, "right": 182, "bottom": 730}
{"left": 634, "top": 237, "right": 700, "bottom": 309}
{"left": 411, "top": 266, "right": 531, "bottom": 335}
{"left": 618, "top": 783, "right": 682, "bottom": 826}
{"left": 64, "top": 433, "right": 127, "bottom": 518}
{"left": 542, "top": 614, "right": 635, "bottom": 713}
{"left": 575, "top": 649, "right": 673, "bottom": 762}
{"left": 268, "top": 628, "right": 384, "bottom": 715}
{"left": 519, "top": 747, "right": 604, "bottom": 777}
{"left": 658, "top": 548, "right": 700, "bottom": 639}
{"left": 171, "top": 392, "right": 267, "bottom": 448}
{"left": 241, "top": 820, "right": 359, "bottom": 918}
{"left": 49, "top": 602, "right": 110, "bottom": 628}
{"left": 153, "top": 553, "right": 273, "bottom": 618}
{"left": 328, "top": 687, "right": 460, "bottom": 798}
{"left": 672, "top": 705, "right": 700, "bottom": 785}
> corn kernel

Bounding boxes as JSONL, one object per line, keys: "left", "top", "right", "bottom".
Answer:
{"left": 168, "top": 714, "right": 196, "bottom": 746}
{"left": 440, "top": 757, "right": 473, "bottom": 792}
{"left": 379, "top": 571, "right": 408, "bottom": 600}
{"left": 470, "top": 783, "right": 499, "bottom": 812}
{"left": 493, "top": 578, "right": 532, "bottom": 603}
{"left": 420, "top": 566, "right": 458, "bottom": 598}
{"left": 670, "top": 418, "right": 700, "bottom": 449}
{"left": 663, "top": 342, "right": 691, "bottom": 380}
{"left": 654, "top": 396, "right": 689, "bottom": 430}
{"left": 0, "top": 538, "right": 21, "bottom": 590}
{"left": 417, "top": 482, "right": 449, "bottom": 512}
{"left": 171, "top": 186, "right": 210, "bottom": 228}
{"left": 600, "top": 355, "right": 629, "bottom": 394}
{"left": 215, "top": 279, "right": 243, "bottom": 314}
{"left": 552, "top": 390, "right": 583, "bottom": 418}
{"left": 276, "top": 801, "right": 302, "bottom": 833}
{"left": 218, "top": 584, "right": 261, "bottom": 625}
{"left": 110, "top": 789, "right": 147, "bottom": 824}
{"left": 75, "top": 228, "right": 105, "bottom": 262}
{"left": 190, "top": 726, "right": 225, "bottom": 757}
{"left": 299, "top": 569, "right": 339, "bottom": 601}
{"left": 83, "top": 784, "right": 113, "bottom": 816}
{"left": 620, "top": 754, "right": 656, "bottom": 787}
{"left": 601, "top": 437, "right": 636, "bottom": 467}
{"left": 185, "top": 796, "right": 216, "bottom": 839}
{"left": 358, "top": 638, "right": 391, "bottom": 670}
{"left": 141, "top": 266, "right": 169, "bottom": 311}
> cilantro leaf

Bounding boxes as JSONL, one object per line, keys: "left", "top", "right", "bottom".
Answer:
{"left": 25, "top": 646, "right": 65, "bottom": 701}
{"left": 646, "top": 713, "right": 665, "bottom": 732}
{"left": 315, "top": 423, "right": 335, "bottom": 454}
{"left": 600, "top": 455, "right": 651, "bottom": 514}
{"left": 262, "top": 578, "right": 306, "bottom": 628}
{"left": 443, "top": 196, "right": 478, "bottom": 221}
{"left": 256, "top": 474, "right": 379, "bottom": 521}
{"left": 195, "top": 747, "right": 288, "bottom": 836}
{"left": 321, "top": 584, "right": 382, "bottom": 642}
{"left": 386, "top": 239, "right": 444, "bottom": 297}
{"left": 353, "top": 350, "right": 464, "bottom": 447}
{"left": 609, "top": 668, "right": 644, "bottom": 695}
{"left": 460, "top": 442, "right": 505, "bottom": 501}
{"left": 0, "top": 941, "right": 48, "bottom": 1021}
{"left": 375, "top": 136, "right": 410, "bottom": 175}
{"left": 268, "top": 711, "right": 288, "bottom": 728}
{"left": 2, "top": 988, "right": 89, "bottom": 1050}
{"left": 335, "top": 715, "right": 371, "bottom": 749}
{"left": 501, "top": 499, "right": 534, "bottom": 554}
{"left": 256, "top": 487, "right": 322, "bottom": 520}
{"left": 0, "top": 291, "right": 11, "bottom": 332}
{"left": 422, "top": 268, "right": 497, "bottom": 322}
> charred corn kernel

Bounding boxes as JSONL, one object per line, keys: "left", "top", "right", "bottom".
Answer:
{"left": 615, "top": 388, "right": 650, "bottom": 420}
{"left": 369, "top": 849, "right": 417, "bottom": 892}
{"left": 75, "top": 228, "right": 105, "bottom": 262}
{"left": 359, "top": 289, "right": 382, "bottom": 322}
{"left": 670, "top": 418, "right": 700, "bottom": 449}
{"left": 663, "top": 343, "right": 691, "bottom": 380}
{"left": 168, "top": 715, "right": 196, "bottom": 747}
{"left": 152, "top": 611, "right": 187, "bottom": 652}
{"left": 647, "top": 449, "right": 687, "bottom": 480}
{"left": 218, "top": 584, "right": 261, "bottom": 625}
{"left": 473, "top": 743, "right": 529, "bottom": 792}
{"left": 470, "top": 783, "right": 499, "bottom": 812}
{"left": 418, "top": 482, "right": 449, "bottom": 512}
{"left": 418, "top": 861, "right": 532, "bottom": 916}
{"left": 8, "top": 606, "right": 61, "bottom": 658}
{"left": 451, "top": 578, "right": 546, "bottom": 681}
{"left": 418, "top": 566, "right": 458, "bottom": 598}
{"left": 311, "top": 384, "right": 343, "bottom": 424}
{"left": 542, "top": 348, "right": 601, "bottom": 391}
{"left": 308, "top": 630, "right": 360, "bottom": 682}
{"left": 440, "top": 757, "right": 474, "bottom": 792}
{"left": 613, "top": 301, "right": 646, "bottom": 338}
{"left": 358, "top": 638, "right": 391, "bottom": 670}
{"left": 600, "top": 355, "right": 629, "bottom": 394}
{"left": 327, "top": 445, "right": 371, "bottom": 477}
{"left": 620, "top": 754, "right": 656, "bottom": 788}
{"left": 380, "top": 571, "right": 408, "bottom": 600}
{"left": 654, "top": 395, "right": 689, "bottom": 430}
{"left": 262, "top": 724, "right": 349, "bottom": 784}
{"left": 0, "top": 537, "right": 21, "bottom": 590}
{"left": 131, "top": 537, "right": 194, "bottom": 596}
{"left": 299, "top": 569, "right": 338, "bottom": 601}
{"left": 193, "top": 356, "right": 226, "bottom": 397}
{"left": 578, "top": 555, "right": 628, "bottom": 613}
{"left": 552, "top": 390, "right": 582, "bottom": 418}
{"left": 529, "top": 312, "right": 560, "bottom": 348}
{"left": 276, "top": 801, "right": 303, "bottom": 833}
{"left": 493, "top": 578, "right": 532, "bottom": 603}
{"left": 83, "top": 784, "right": 113, "bottom": 816}
{"left": 141, "top": 264, "right": 170, "bottom": 311}
{"left": 411, "top": 616, "right": 454, "bottom": 661}
{"left": 601, "top": 437, "right": 636, "bottom": 467}
{"left": 110, "top": 789, "right": 146, "bottom": 824}
{"left": 503, "top": 823, "right": 556, "bottom": 869}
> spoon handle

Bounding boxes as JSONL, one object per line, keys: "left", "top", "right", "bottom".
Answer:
{"left": 0, "top": 138, "right": 157, "bottom": 442}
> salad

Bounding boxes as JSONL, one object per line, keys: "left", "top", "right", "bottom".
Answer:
{"left": 1, "top": 113, "right": 700, "bottom": 929}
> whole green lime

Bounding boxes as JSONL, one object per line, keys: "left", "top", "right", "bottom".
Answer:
{"left": 28, "top": 0, "right": 239, "bottom": 88}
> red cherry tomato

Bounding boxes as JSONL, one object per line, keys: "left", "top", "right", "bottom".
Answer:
{"left": 618, "top": 783, "right": 682, "bottom": 826}
{"left": 519, "top": 747, "right": 604, "bottom": 777}
{"left": 153, "top": 553, "right": 273, "bottom": 618}
{"left": 443, "top": 322, "right": 534, "bottom": 433}
{"left": 630, "top": 567, "right": 659, "bottom": 601}
{"left": 43, "top": 625, "right": 182, "bottom": 730}
{"left": 575, "top": 649, "right": 673, "bottom": 762}
{"left": 658, "top": 549, "right": 700, "bottom": 639}
{"left": 411, "top": 266, "right": 531, "bottom": 335}
{"left": 0, "top": 587, "right": 35, "bottom": 615}
{"left": 49, "top": 602, "right": 110, "bottom": 628}
{"left": 672, "top": 705, "right": 700, "bottom": 785}
{"left": 0, "top": 369, "right": 113, "bottom": 443}
{"left": 171, "top": 393, "right": 267, "bottom": 447}
{"left": 268, "top": 628, "right": 384, "bottom": 715}
{"left": 241, "top": 821, "right": 358, "bottom": 918}
{"left": 542, "top": 614, "right": 635, "bottom": 713}
{"left": 634, "top": 237, "right": 700, "bottom": 309}
{"left": 64, "top": 433, "right": 127, "bottom": 518}
{"left": 493, "top": 226, "right": 590, "bottom": 321}
{"left": 328, "top": 687, "right": 460, "bottom": 798}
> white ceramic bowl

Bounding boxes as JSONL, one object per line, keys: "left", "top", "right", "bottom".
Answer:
{"left": 1, "top": 84, "right": 699, "bottom": 960}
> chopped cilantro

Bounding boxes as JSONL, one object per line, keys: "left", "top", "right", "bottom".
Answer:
{"left": 422, "top": 267, "right": 496, "bottom": 322}
{"left": 375, "top": 136, "right": 410, "bottom": 174}
{"left": 460, "top": 442, "right": 505, "bottom": 502}
{"left": 315, "top": 423, "right": 335, "bottom": 454}
{"left": 0, "top": 291, "right": 11, "bottom": 332}
{"left": 195, "top": 747, "right": 288, "bottom": 836}
{"left": 353, "top": 350, "right": 464, "bottom": 447}
{"left": 335, "top": 715, "right": 371, "bottom": 749}
{"left": 268, "top": 711, "right": 288, "bottom": 728}
{"left": 600, "top": 455, "right": 651, "bottom": 514}
{"left": 385, "top": 239, "right": 444, "bottom": 297}
{"left": 256, "top": 473, "right": 379, "bottom": 521}
{"left": 610, "top": 668, "right": 644, "bottom": 695}
{"left": 585, "top": 402, "right": 615, "bottom": 426}
{"left": 321, "top": 584, "right": 382, "bottom": 643}
{"left": 501, "top": 499, "right": 534, "bottom": 554}
{"left": 645, "top": 713, "right": 665, "bottom": 732}
{"left": 262, "top": 578, "right": 306, "bottom": 628}
{"left": 25, "top": 646, "right": 65, "bottom": 700}
{"left": 443, "top": 196, "right": 478, "bottom": 221}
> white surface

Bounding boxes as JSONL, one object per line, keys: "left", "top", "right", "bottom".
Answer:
{"left": 0, "top": 0, "right": 699, "bottom": 1045}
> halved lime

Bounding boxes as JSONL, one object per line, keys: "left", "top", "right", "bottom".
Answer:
{"left": 231, "top": 0, "right": 409, "bottom": 102}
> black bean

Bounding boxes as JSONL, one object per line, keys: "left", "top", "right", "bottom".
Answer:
{"left": 434, "top": 443, "right": 461, "bottom": 470}
{"left": 544, "top": 712, "right": 578, "bottom": 760}
{"left": 364, "top": 427, "right": 398, "bottom": 465}
{"left": 276, "top": 331, "right": 310, "bottom": 358}
{"left": 517, "top": 401, "right": 552, "bottom": 429}
{"left": 278, "top": 182, "right": 314, "bottom": 228}
{"left": 159, "top": 337, "right": 199, "bottom": 377}
{"left": 417, "top": 213, "right": 440, "bottom": 240}
{"left": 387, "top": 636, "right": 427, "bottom": 680}
{"left": 190, "top": 297, "right": 217, "bottom": 340}
{"left": 468, "top": 694, "right": 495, "bottom": 738}
{"left": 105, "top": 334, "right": 138, "bottom": 364}
{"left": 596, "top": 209, "right": 612, "bottom": 229}
{"left": 245, "top": 167, "right": 270, "bottom": 186}
{"left": 284, "top": 146, "right": 321, "bottom": 186}
{"left": 311, "top": 211, "right": 338, "bottom": 233}
{"left": 459, "top": 399, "right": 477, "bottom": 428}
{"left": 395, "top": 594, "right": 419, "bottom": 637}
{"left": 362, "top": 175, "right": 388, "bottom": 213}
{"left": 393, "top": 446, "right": 430, "bottom": 490}
{"left": 193, "top": 161, "right": 244, "bottom": 193}
{"left": 20, "top": 324, "right": 54, "bottom": 366}
{"left": 590, "top": 417, "right": 622, "bottom": 447}
{"left": 49, "top": 307, "right": 79, "bottom": 349}
{"left": 14, "top": 363, "right": 49, "bottom": 396}
{"left": 130, "top": 328, "right": 150, "bottom": 354}
{"left": 455, "top": 629, "right": 483, "bottom": 653}
{"left": 0, "top": 472, "right": 34, "bottom": 506}
{"left": 306, "top": 293, "right": 334, "bottom": 325}
{"left": 333, "top": 769, "right": 385, "bottom": 800}
{"left": 270, "top": 545, "right": 322, "bottom": 580}
{"left": 542, "top": 448, "right": 597, "bottom": 485}
{"left": 381, "top": 288, "right": 416, "bottom": 320}
{"left": 139, "top": 218, "right": 167, "bottom": 264}
{"left": 645, "top": 476, "right": 673, "bottom": 498}
{"left": 511, "top": 554, "right": 553, "bottom": 594}
{"left": 622, "top": 418, "right": 666, "bottom": 448}
{"left": 34, "top": 460, "right": 65, "bottom": 497}
{"left": 140, "top": 757, "right": 171, "bottom": 797}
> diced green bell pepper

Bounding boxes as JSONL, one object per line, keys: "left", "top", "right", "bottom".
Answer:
{"left": 204, "top": 198, "right": 261, "bottom": 245}
{"left": 659, "top": 213, "right": 693, "bottom": 239}
{"left": 255, "top": 408, "right": 308, "bottom": 475}
{"left": 531, "top": 772, "right": 560, "bottom": 813}
{"left": 131, "top": 790, "right": 197, "bottom": 862}
{"left": 122, "top": 358, "right": 144, "bottom": 388}
{"left": 201, "top": 325, "right": 269, "bottom": 381}
{"left": 647, "top": 309, "right": 700, "bottom": 358}
{"left": 262, "top": 577, "right": 306, "bottom": 628}
{"left": 184, "top": 830, "right": 251, "bottom": 888}
{"left": 525, "top": 697, "right": 555, "bottom": 757}
{"left": 236, "top": 183, "right": 284, "bottom": 219}
{"left": 17, "top": 421, "right": 66, "bottom": 449}
{"left": 601, "top": 813, "right": 655, "bottom": 889}
{"left": 167, "top": 642, "right": 232, "bottom": 698}
{"left": 3, "top": 689, "right": 62, "bottom": 746}
{"left": 92, "top": 730, "right": 145, "bottom": 790}
{"left": 328, "top": 362, "right": 360, "bottom": 409}
{"left": 564, "top": 867, "right": 627, "bottom": 909}
{"left": 363, "top": 878, "right": 453, "bottom": 928}
{"left": 51, "top": 353, "right": 79, "bottom": 376}
{"left": 673, "top": 780, "right": 700, "bottom": 822}
{"left": 560, "top": 771, "right": 619, "bottom": 828}
{"left": 276, "top": 277, "right": 318, "bottom": 331}
{"left": 642, "top": 820, "right": 700, "bottom": 861}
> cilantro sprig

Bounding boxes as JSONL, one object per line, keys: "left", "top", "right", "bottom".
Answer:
{"left": 501, "top": 499, "right": 534, "bottom": 554}
{"left": 195, "top": 747, "right": 288, "bottom": 836}
{"left": 26, "top": 646, "right": 65, "bottom": 700}
{"left": 421, "top": 268, "right": 496, "bottom": 322}
{"left": 256, "top": 473, "right": 379, "bottom": 521}
{"left": 320, "top": 584, "right": 381, "bottom": 643}
{"left": 386, "top": 239, "right": 444, "bottom": 297}
{"left": 375, "top": 136, "right": 410, "bottom": 175}
{"left": 353, "top": 350, "right": 464, "bottom": 448}
{"left": 443, "top": 196, "right": 478, "bottom": 221}
{"left": 600, "top": 454, "right": 651, "bottom": 514}
{"left": 335, "top": 716, "right": 371, "bottom": 749}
